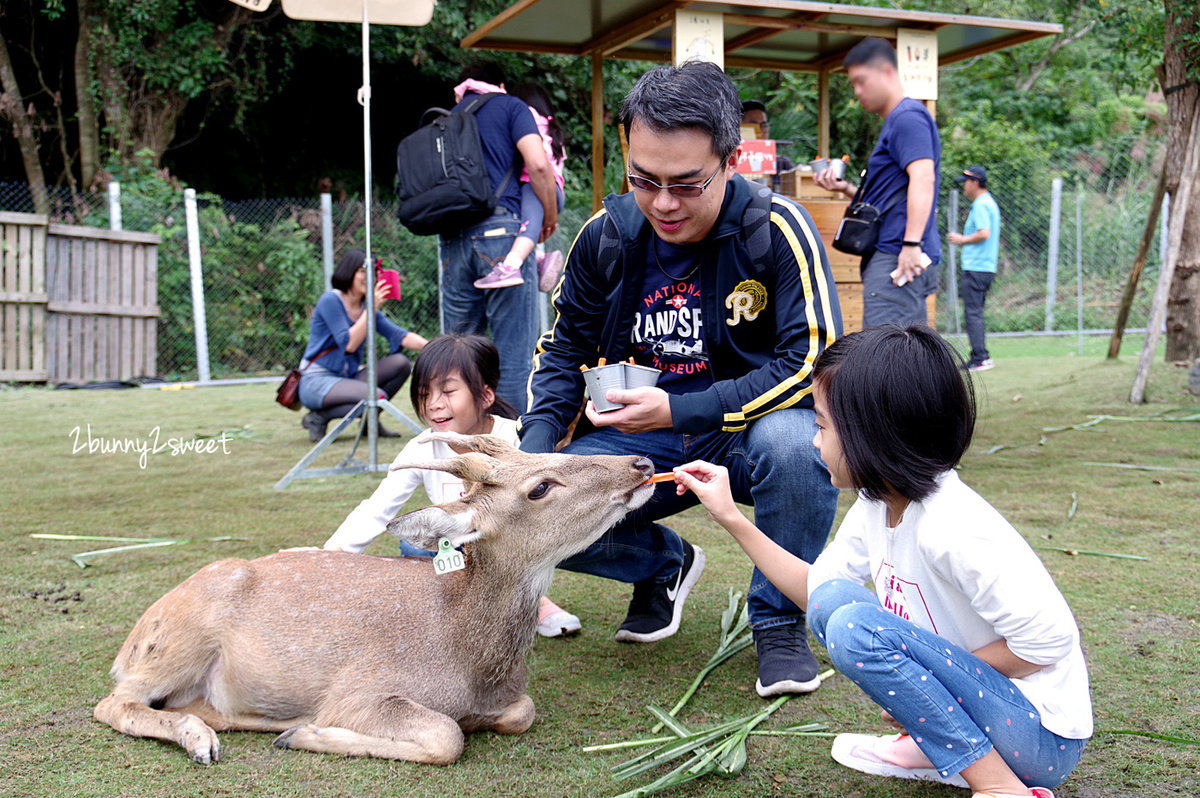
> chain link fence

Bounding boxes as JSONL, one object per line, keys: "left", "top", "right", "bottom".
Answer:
{"left": 1, "top": 141, "right": 1164, "bottom": 382}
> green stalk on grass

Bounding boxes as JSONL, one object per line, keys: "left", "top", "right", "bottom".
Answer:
{"left": 649, "top": 588, "right": 753, "bottom": 733}
{"left": 30, "top": 533, "right": 243, "bottom": 568}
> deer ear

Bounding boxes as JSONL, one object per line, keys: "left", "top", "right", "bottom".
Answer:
{"left": 386, "top": 506, "right": 479, "bottom": 551}
{"left": 392, "top": 452, "right": 500, "bottom": 485}
{"left": 418, "top": 432, "right": 525, "bottom": 461}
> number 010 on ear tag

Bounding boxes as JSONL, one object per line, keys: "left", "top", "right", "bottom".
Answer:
{"left": 433, "top": 538, "right": 465, "bottom": 575}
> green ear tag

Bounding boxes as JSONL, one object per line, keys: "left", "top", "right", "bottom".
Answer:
{"left": 433, "top": 537, "right": 465, "bottom": 575}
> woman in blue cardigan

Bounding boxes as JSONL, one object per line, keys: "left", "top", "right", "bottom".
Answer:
{"left": 298, "top": 249, "right": 427, "bottom": 441}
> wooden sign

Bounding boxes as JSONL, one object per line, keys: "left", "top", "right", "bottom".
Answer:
{"left": 673, "top": 10, "right": 724, "bottom": 69}
{"left": 737, "top": 140, "right": 777, "bottom": 176}
{"left": 280, "top": 0, "right": 434, "bottom": 25}
{"left": 897, "top": 28, "right": 939, "bottom": 100}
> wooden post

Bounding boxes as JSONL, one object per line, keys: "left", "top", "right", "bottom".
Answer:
{"left": 1107, "top": 167, "right": 1167, "bottom": 358}
{"left": 1131, "top": 108, "right": 1200, "bottom": 403}
{"left": 817, "top": 67, "right": 830, "bottom": 159}
{"left": 592, "top": 53, "right": 605, "bottom": 214}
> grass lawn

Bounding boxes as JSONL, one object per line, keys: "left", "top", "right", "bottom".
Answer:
{"left": 2, "top": 337, "right": 1197, "bottom": 798}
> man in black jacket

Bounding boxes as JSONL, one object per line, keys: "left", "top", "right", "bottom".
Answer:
{"left": 520, "top": 62, "right": 841, "bottom": 696}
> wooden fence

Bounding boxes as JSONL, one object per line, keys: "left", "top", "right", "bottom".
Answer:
{"left": 0, "top": 211, "right": 160, "bottom": 384}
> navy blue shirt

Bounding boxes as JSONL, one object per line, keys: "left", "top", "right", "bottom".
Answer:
{"left": 858, "top": 97, "right": 942, "bottom": 263}
{"left": 453, "top": 92, "right": 538, "bottom": 217}
{"left": 629, "top": 238, "right": 713, "bottom": 395}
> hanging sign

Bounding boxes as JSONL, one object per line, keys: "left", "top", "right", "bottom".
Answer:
{"left": 227, "top": 0, "right": 271, "bottom": 9}
{"left": 279, "top": 0, "right": 434, "bottom": 24}
{"left": 673, "top": 10, "right": 724, "bottom": 70}
{"left": 897, "top": 28, "right": 939, "bottom": 100}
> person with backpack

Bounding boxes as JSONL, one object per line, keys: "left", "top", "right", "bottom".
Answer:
{"left": 519, "top": 62, "right": 843, "bottom": 699}
{"left": 472, "top": 82, "right": 567, "bottom": 293}
{"left": 432, "top": 62, "right": 559, "bottom": 414}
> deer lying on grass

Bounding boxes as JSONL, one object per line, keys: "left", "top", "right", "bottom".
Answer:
{"left": 93, "top": 433, "right": 654, "bottom": 765}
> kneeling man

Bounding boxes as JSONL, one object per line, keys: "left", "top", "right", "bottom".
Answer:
{"left": 520, "top": 62, "right": 841, "bottom": 696}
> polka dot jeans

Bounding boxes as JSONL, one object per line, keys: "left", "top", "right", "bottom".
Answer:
{"left": 808, "top": 579, "right": 1086, "bottom": 789}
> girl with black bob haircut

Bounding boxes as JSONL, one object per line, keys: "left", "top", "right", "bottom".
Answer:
{"left": 811, "top": 323, "right": 975, "bottom": 503}
{"left": 675, "top": 326, "right": 1092, "bottom": 798}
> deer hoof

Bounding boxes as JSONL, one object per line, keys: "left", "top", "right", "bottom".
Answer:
{"left": 178, "top": 716, "right": 220, "bottom": 764}
{"left": 272, "top": 724, "right": 306, "bottom": 750}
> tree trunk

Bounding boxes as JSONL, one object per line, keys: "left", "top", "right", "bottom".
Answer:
{"left": 1162, "top": 0, "right": 1200, "bottom": 362}
{"left": 75, "top": 0, "right": 101, "bottom": 189}
{"left": 0, "top": 29, "right": 49, "bottom": 214}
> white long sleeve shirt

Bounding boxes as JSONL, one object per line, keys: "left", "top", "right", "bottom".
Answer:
{"left": 325, "top": 416, "right": 519, "bottom": 554}
{"left": 808, "top": 470, "right": 1093, "bottom": 740}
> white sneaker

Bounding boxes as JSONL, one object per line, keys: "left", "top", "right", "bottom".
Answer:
{"left": 831, "top": 733, "right": 970, "bottom": 787}
{"left": 536, "top": 597, "right": 581, "bottom": 638}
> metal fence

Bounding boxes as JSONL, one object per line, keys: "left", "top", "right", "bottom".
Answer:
{"left": 0, "top": 151, "right": 1165, "bottom": 382}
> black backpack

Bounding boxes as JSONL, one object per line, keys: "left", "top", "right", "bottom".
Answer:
{"left": 394, "top": 93, "right": 519, "bottom": 237}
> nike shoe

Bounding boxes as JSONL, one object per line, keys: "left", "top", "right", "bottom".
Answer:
{"left": 831, "top": 732, "right": 969, "bottom": 787}
{"left": 966, "top": 357, "right": 994, "bottom": 372}
{"left": 614, "top": 542, "right": 705, "bottom": 643}
{"left": 473, "top": 262, "right": 525, "bottom": 290}
{"left": 754, "top": 620, "right": 822, "bottom": 696}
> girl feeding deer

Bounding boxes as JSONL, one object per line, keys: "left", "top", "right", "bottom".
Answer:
{"left": 318, "top": 332, "right": 581, "bottom": 638}
{"left": 675, "top": 325, "right": 1092, "bottom": 798}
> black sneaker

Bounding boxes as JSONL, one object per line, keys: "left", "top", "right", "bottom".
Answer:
{"left": 301, "top": 411, "right": 328, "bottom": 443}
{"left": 614, "top": 542, "right": 705, "bottom": 643}
{"left": 754, "top": 620, "right": 822, "bottom": 697}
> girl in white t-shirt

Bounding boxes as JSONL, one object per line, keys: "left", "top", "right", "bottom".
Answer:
{"left": 322, "top": 333, "right": 580, "bottom": 638}
{"left": 674, "top": 325, "right": 1091, "bottom": 798}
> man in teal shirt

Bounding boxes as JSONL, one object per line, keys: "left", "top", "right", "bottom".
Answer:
{"left": 949, "top": 166, "right": 1000, "bottom": 371}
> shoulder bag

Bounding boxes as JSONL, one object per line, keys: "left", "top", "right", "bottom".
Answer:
{"left": 276, "top": 346, "right": 337, "bottom": 411}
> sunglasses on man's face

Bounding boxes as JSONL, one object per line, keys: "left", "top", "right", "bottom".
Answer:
{"left": 627, "top": 161, "right": 724, "bottom": 199}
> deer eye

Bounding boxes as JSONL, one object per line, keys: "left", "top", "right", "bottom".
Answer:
{"left": 528, "top": 482, "right": 551, "bottom": 500}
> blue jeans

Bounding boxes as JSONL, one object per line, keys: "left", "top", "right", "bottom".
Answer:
{"left": 808, "top": 579, "right": 1086, "bottom": 789}
{"left": 517, "top": 182, "right": 565, "bottom": 244}
{"left": 558, "top": 408, "right": 838, "bottom": 629}
{"left": 439, "top": 211, "right": 539, "bottom": 413}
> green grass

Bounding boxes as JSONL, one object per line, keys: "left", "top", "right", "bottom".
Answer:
{"left": 2, "top": 343, "right": 1198, "bottom": 797}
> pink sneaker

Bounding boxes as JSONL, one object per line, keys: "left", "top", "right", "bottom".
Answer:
{"left": 474, "top": 262, "right": 524, "bottom": 290}
{"left": 537, "top": 596, "right": 581, "bottom": 637}
{"left": 538, "top": 250, "right": 564, "bottom": 292}
{"left": 973, "top": 790, "right": 1054, "bottom": 798}
{"left": 831, "top": 733, "right": 969, "bottom": 787}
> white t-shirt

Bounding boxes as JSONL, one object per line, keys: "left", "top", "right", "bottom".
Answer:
{"left": 325, "top": 416, "right": 519, "bottom": 554}
{"left": 808, "top": 470, "right": 1093, "bottom": 740}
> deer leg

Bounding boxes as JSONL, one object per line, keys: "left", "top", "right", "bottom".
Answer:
{"left": 273, "top": 697, "right": 465, "bottom": 764}
{"left": 491, "top": 694, "right": 535, "bottom": 735}
{"left": 167, "top": 699, "right": 304, "bottom": 733}
{"left": 94, "top": 691, "right": 221, "bottom": 764}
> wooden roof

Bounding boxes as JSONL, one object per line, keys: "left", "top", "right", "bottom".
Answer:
{"left": 462, "top": 0, "right": 1062, "bottom": 71}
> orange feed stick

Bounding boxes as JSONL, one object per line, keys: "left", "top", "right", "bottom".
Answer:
{"left": 644, "top": 472, "right": 678, "bottom": 484}
{"left": 597, "top": 357, "right": 607, "bottom": 367}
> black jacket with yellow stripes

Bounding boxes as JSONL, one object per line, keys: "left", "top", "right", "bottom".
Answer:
{"left": 519, "top": 174, "right": 842, "bottom": 454}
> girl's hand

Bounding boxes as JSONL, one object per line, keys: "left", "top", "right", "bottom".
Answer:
{"left": 373, "top": 279, "right": 391, "bottom": 306}
{"left": 673, "top": 460, "right": 739, "bottom": 526}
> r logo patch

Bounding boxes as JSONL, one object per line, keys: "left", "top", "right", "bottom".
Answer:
{"left": 725, "top": 279, "right": 768, "bottom": 326}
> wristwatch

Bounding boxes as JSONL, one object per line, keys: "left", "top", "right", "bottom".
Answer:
{"left": 901, "top": 240, "right": 922, "bottom": 247}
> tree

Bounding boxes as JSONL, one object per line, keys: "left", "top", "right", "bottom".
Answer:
{"left": 1160, "top": 0, "right": 1200, "bottom": 361}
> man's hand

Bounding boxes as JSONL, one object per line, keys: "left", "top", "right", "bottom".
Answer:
{"left": 585, "top": 386, "right": 672, "bottom": 433}
{"left": 813, "top": 169, "right": 855, "bottom": 197}
{"left": 894, "top": 245, "right": 926, "bottom": 286}
{"left": 947, "top": 231, "right": 966, "bottom": 246}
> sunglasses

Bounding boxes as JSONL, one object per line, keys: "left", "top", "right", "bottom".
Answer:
{"left": 627, "top": 161, "right": 724, "bottom": 199}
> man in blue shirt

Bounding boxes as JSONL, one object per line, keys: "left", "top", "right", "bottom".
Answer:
{"left": 949, "top": 165, "right": 1001, "bottom": 371}
{"left": 438, "top": 62, "right": 559, "bottom": 412}
{"left": 814, "top": 38, "right": 941, "bottom": 326}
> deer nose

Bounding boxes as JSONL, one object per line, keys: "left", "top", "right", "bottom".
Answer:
{"left": 634, "top": 458, "right": 654, "bottom": 479}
